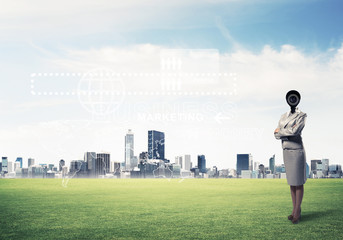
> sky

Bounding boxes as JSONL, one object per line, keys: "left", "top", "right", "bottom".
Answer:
{"left": 1, "top": 0, "right": 343, "bottom": 170}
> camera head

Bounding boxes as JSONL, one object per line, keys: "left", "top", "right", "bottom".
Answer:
{"left": 286, "top": 90, "right": 301, "bottom": 113}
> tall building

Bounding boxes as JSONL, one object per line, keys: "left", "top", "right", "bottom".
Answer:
{"left": 269, "top": 154, "right": 275, "bottom": 174}
{"left": 125, "top": 129, "right": 134, "bottom": 170}
{"left": 7, "top": 161, "right": 13, "bottom": 173}
{"left": 254, "top": 161, "right": 260, "bottom": 172}
{"left": 28, "top": 158, "right": 35, "bottom": 168}
{"left": 197, "top": 155, "right": 206, "bottom": 173}
{"left": 96, "top": 153, "right": 110, "bottom": 176}
{"left": 59, "top": 159, "right": 65, "bottom": 172}
{"left": 175, "top": 156, "right": 183, "bottom": 168}
{"left": 322, "top": 158, "right": 329, "bottom": 175}
{"left": 236, "top": 154, "right": 250, "bottom": 176}
{"left": 84, "top": 152, "right": 96, "bottom": 176}
{"left": 183, "top": 155, "right": 191, "bottom": 171}
{"left": 2, "top": 157, "right": 8, "bottom": 173}
{"left": 16, "top": 157, "right": 23, "bottom": 168}
{"left": 249, "top": 156, "right": 253, "bottom": 171}
{"left": 148, "top": 130, "right": 165, "bottom": 161}
{"left": 311, "top": 159, "right": 322, "bottom": 174}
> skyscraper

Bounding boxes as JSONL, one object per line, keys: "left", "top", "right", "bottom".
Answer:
{"left": 198, "top": 155, "right": 206, "bottom": 173}
{"left": 237, "top": 154, "right": 250, "bottom": 176}
{"left": 183, "top": 155, "right": 191, "bottom": 171}
{"left": 175, "top": 156, "right": 183, "bottom": 168}
{"left": 254, "top": 161, "right": 260, "bottom": 172}
{"left": 16, "top": 157, "right": 23, "bottom": 168}
{"left": 249, "top": 156, "right": 253, "bottom": 171}
{"left": 2, "top": 157, "right": 8, "bottom": 173}
{"left": 148, "top": 130, "right": 165, "bottom": 161}
{"left": 84, "top": 152, "right": 96, "bottom": 177}
{"left": 7, "top": 161, "right": 13, "bottom": 173}
{"left": 269, "top": 154, "right": 275, "bottom": 174}
{"left": 28, "top": 158, "right": 35, "bottom": 168}
{"left": 96, "top": 153, "right": 110, "bottom": 176}
{"left": 125, "top": 129, "right": 134, "bottom": 170}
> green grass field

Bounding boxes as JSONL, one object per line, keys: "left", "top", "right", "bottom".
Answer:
{"left": 0, "top": 178, "right": 342, "bottom": 240}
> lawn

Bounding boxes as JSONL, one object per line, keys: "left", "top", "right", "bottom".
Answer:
{"left": 0, "top": 178, "right": 342, "bottom": 240}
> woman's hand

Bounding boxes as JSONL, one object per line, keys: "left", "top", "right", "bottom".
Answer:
{"left": 274, "top": 128, "right": 280, "bottom": 134}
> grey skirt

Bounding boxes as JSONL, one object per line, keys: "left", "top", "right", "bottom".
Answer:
{"left": 283, "top": 148, "right": 307, "bottom": 186}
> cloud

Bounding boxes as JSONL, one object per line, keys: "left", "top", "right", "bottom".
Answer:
{"left": 50, "top": 43, "right": 343, "bottom": 101}
{"left": 16, "top": 99, "right": 76, "bottom": 111}
{"left": 53, "top": 44, "right": 162, "bottom": 73}
{"left": 0, "top": 0, "right": 260, "bottom": 41}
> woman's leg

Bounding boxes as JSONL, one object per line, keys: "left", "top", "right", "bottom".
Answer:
{"left": 294, "top": 185, "right": 304, "bottom": 218}
{"left": 290, "top": 186, "right": 296, "bottom": 215}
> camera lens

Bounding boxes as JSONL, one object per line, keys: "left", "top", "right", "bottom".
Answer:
{"left": 287, "top": 94, "right": 299, "bottom": 106}
{"left": 289, "top": 96, "right": 297, "bottom": 103}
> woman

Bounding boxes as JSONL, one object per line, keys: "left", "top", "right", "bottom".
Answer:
{"left": 274, "top": 90, "right": 307, "bottom": 224}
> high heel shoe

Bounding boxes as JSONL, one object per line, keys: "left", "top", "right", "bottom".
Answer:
{"left": 292, "top": 215, "right": 300, "bottom": 224}
{"left": 292, "top": 209, "right": 301, "bottom": 224}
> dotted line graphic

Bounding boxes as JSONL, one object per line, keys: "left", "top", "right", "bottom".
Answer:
{"left": 30, "top": 72, "right": 237, "bottom": 96}
{"left": 30, "top": 72, "right": 237, "bottom": 77}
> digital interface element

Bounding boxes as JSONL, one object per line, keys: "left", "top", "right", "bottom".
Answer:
{"left": 30, "top": 50, "right": 237, "bottom": 95}
{"left": 77, "top": 69, "right": 125, "bottom": 117}
{"left": 30, "top": 49, "right": 238, "bottom": 125}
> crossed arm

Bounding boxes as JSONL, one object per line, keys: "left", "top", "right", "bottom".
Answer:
{"left": 274, "top": 115, "right": 306, "bottom": 140}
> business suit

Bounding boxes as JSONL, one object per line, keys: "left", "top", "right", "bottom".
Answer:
{"left": 275, "top": 108, "right": 307, "bottom": 186}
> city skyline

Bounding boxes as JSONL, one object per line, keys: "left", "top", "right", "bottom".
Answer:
{"left": 1, "top": 128, "right": 340, "bottom": 177}
{"left": 0, "top": 127, "right": 339, "bottom": 170}
{"left": 1, "top": 149, "right": 341, "bottom": 179}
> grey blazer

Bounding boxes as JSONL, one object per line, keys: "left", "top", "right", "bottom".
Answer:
{"left": 274, "top": 109, "right": 307, "bottom": 149}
